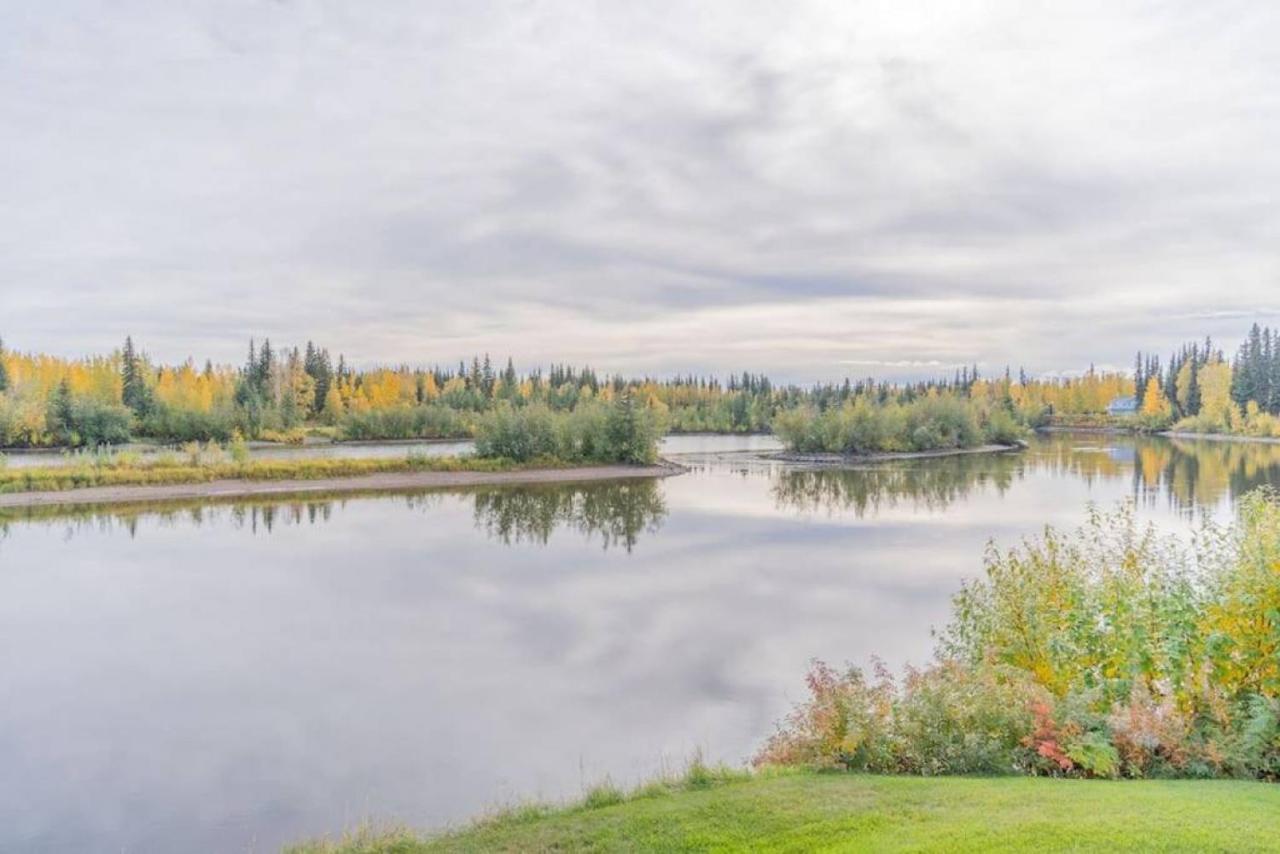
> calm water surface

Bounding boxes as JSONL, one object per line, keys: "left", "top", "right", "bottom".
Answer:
{"left": 2, "top": 433, "right": 1279, "bottom": 852}
{"left": 1, "top": 433, "right": 779, "bottom": 469}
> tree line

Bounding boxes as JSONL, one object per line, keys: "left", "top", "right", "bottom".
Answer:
{"left": 2, "top": 323, "right": 1280, "bottom": 449}
{"left": 0, "top": 336, "right": 789, "bottom": 447}
{"left": 1131, "top": 324, "right": 1280, "bottom": 436}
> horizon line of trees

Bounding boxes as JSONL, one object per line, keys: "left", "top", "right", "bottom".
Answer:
{"left": 2, "top": 324, "right": 1280, "bottom": 448}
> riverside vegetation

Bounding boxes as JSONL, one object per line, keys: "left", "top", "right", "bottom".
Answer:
{"left": 5, "top": 322, "right": 1280, "bottom": 453}
{"left": 0, "top": 398, "right": 665, "bottom": 494}
{"left": 755, "top": 489, "right": 1280, "bottom": 780}
{"left": 771, "top": 392, "right": 1026, "bottom": 455}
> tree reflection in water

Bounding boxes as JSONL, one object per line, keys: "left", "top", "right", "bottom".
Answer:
{"left": 771, "top": 453, "right": 1023, "bottom": 517}
{"left": 5, "top": 436, "right": 1280, "bottom": 542}
{"left": 471, "top": 480, "right": 667, "bottom": 552}
{"left": 770, "top": 434, "right": 1280, "bottom": 517}
{"left": 1030, "top": 434, "right": 1280, "bottom": 514}
{"left": 0, "top": 479, "right": 669, "bottom": 552}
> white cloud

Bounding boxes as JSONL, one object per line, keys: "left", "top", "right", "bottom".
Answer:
{"left": 2, "top": 1, "right": 1278, "bottom": 378}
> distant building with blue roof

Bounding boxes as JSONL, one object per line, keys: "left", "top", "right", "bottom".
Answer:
{"left": 1107, "top": 396, "right": 1138, "bottom": 416}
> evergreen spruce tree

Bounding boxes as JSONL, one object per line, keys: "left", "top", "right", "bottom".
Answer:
{"left": 1262, "top": 329, "right": 1276, "bottom": 414}
{"left": 257, "top": 338, "right": 274, "bottom": 399}
{"left": 246, "top": 339, "right": 257, "bottom": 382}
{"left": 236, "top": 339, "right": 257, "bottom": 407}
{"left": 47, "top": 377, "right": 75, "bottom": 444}
{"left": 121, "top": 336, "right": 150, "bottom": 416}
{"left": 303, "top": 342, "right": 333, "bottom": 416}
{"left": 481, "top": 353, "right": 495, "bottom": 398}
{"left": 1233, "top": 323, "right": 1264, "bottom": 408}
{"left": 1164, "top": 354, "right": 1178, "bottom": 407}
{"left": 1187, "top": 357, "right": 1201, "bottom": 416}
{"left": 0, "top": 335, "right": 9, "bottom": 392}
{"left": 606, "top": 391, "right": 656, "bottom": 464}
{"left": 1133, "top": 352, "right": 1145, "bottom": 406}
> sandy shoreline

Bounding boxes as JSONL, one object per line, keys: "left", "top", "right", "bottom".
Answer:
{"left": 0, "top": 462, "right": 686, "bottom": 509}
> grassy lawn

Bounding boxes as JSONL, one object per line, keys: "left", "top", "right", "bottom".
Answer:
{"left": 291, "top": 771, "right": 1280, "bottom": 853}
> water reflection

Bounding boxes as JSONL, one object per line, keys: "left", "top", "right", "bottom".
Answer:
{"left": 1033, "top": 434, "right": 1280, "bottom": 514}
{"left": 772, "top": 452, "right": 1023, "bottom": 516}
{"left": 6, "top": 435, "right": 1280, "bottom": 545}
{"left": 769, "top": 435, "right": 1280, "bottom": 517}
{"left": 0, "top": 479, "right": 668, "bottom": 552}
{"left": 0, "top": 496, "right": 343, "bottom": 540}
{"left": 5, "top": 436, "right": 1280, "bottom": 546}
{"left": 6, "top": 432, "right": 1280, "bottom": 853}
{"left": 472, "top": 481, "right": 667, "bottom": 552}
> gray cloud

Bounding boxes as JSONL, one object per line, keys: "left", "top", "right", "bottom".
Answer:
{"left": 2, "top": 1, "right": 1279, "bottom": 381}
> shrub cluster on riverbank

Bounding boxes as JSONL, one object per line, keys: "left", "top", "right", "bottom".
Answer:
{"left": 771, "top": 393, "right": 1026, "bottom": 455}
{"left": 0, "top": 394, "right": 666, "bottom": 494}
{"left": 335, "top": 405, "right": 472, "bottom": 441}
{"left": 475, "top": 397, "right": 663, "bottom": 464}
{"left": 756, "top": 489, "right": 1280, "bottom": 780}
{"left": 1174, "top": 401, "right": 1280, "bottom": 440}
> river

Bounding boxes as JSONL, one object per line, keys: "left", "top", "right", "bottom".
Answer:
{"left": 2, "top": 432, "right": 1278, "bottom": 852}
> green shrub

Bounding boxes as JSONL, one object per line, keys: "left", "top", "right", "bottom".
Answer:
{"left": 139, "top": 404, "right": 237, "bottom": 443}
{"left": 258, "top": 427, "right": 307, "bottom": 445}
{"left": 474, "top": 397, "right": 662, "bottom": 464}
{"left": 772, "top": 393, "right": 1024, "bottom": 456}
{"left": 605, "top": 394, "right": 663, "bottom": 464}
{"left": 982, "top": 408, "right": 1025, "bottom": 445}
{"left": 228, "top": 432, "right": 250, "bottom": 463}
{"left": 48, "top": 397, "right": 133, "bottom": 447}
{"left": 339, "top": 405, "right": 471, "bottom": 441}
{"left": 1130, "top": 411, "right": 1174, "bottom": 432}
{"left": 474, "top": 404, "right": 559, "bottom": 461}
{"left": 755, "top": 660, "right": 1044, "bottom": 775}
{"left": 1065, "top": 731, "right": 1121, "bottom": 779}
{"left": 758, "top": 489, "right": 1280, "bottom": 781}
{"left": 892, "top": 662, "right": 1042, "bottom": 775}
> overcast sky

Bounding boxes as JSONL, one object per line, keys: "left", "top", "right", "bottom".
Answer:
{"left": 3, "top": 1, "right": 1279, "bottom": 381}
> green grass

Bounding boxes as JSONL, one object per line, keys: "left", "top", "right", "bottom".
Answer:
{"left": 289, "top": 771, "right": 1280, "bottom": 853}
{"left": 0, "top": 454, "right": 570, "bottom": 494}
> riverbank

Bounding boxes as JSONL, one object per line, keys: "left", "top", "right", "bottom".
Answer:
{"left": 1037, "top": 425, "right": 1134, "bottom": 435}
{"left": 289, "top": 772, "right": 1280, "bottom": 853}
{"left": 765, "top": 442, "right": 1024, "bottom": 465}
{"left": 1039, "top": 425, "right": 1280, "bottom": 445}
{"left": 1161, "top": 430, "right": 1280, "bottom": 445}
{"left": 0, "top": 459, "right": 685, "bottom": 509}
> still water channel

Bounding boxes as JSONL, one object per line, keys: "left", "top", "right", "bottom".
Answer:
{"left": 2, "top": 432, "right": 1278, "bottom": 852}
